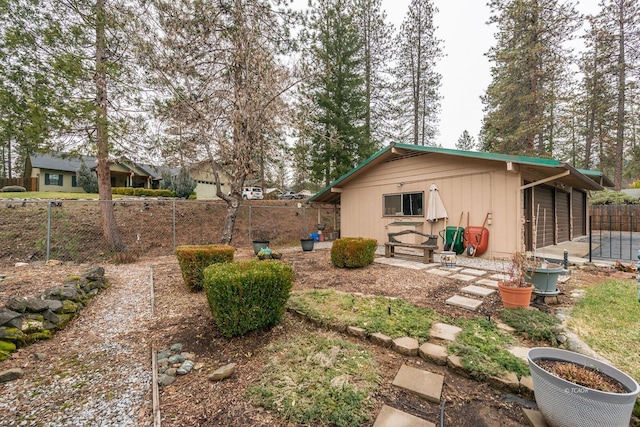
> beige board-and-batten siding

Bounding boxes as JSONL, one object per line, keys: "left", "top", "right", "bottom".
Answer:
{"left": 338, "top": 152, "right": 522, "bottom": 259}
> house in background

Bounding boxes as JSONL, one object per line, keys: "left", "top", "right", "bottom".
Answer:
{"left": 25, "top": 152, "right": 233, "bottom": 200}
{"left": 309, "top": 143, "right": 613, "bottom": 258}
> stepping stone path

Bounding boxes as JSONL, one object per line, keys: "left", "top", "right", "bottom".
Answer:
{"left": 369, "top": 254, "right": 549, "bottom": 426}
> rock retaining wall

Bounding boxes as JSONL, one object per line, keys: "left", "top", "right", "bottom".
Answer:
{"left": 0, "top": 266, "right": 108, "bottom": 361}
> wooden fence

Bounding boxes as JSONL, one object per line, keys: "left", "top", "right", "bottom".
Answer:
{"left": 590, "top": 204, "right": 640, "bottom": 232}
{"left": 0, "top": 177, "right": 37, "bottom": 191}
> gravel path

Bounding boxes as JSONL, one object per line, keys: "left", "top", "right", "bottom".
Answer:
{"left": 0, "top": 264, "right": 153, "bottom": 427}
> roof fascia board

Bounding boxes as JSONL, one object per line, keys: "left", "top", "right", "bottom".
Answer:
{"left": 519, "top": 170, "right": 570, "bottom": 190}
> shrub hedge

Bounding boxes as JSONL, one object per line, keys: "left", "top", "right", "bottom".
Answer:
{"left": 111, "top": 187, "right": 175, "bottom": 197}
{"left": 175, "top": 244, "right": 235, "bottom": 291}
{"left": 203, "top": 259, "right": 294, "bottom": 337}
{"left": 330, "top": 237, "right": 377, "bottom": 268}
{"left": 1, "top": 185, "right": 27, "bottom": 192}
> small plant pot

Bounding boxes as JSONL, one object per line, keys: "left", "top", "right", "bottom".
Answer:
{"left": 528, "top": 347, "right": 640, "bottom": 427}
{"left": 252, "top": 240, "right": 270, "bottom": 255}
{"left": 497, "top": 282, "right": 532, "bottom": 308}
{"left": 300, "top": 238, "right": 314, "bottom": 252}
{"left": 526, "top": 264, "right": 565, "bottom": 295}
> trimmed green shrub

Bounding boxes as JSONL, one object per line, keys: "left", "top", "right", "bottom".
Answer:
{"left": 203, "top": 259, "right": 294, "bottom": 337}
{"left": 176, "top": 244, "right": 235, "bottom": 291}
{"left": 111, "top": 187, "right": 175, "bottom": 197}
{"left": 76, "top": 161, "right": 98, "bottom": 193}
{"left": 330, "top": 237, "right": 377, "bottom": 268}
{"left": 1, "top": 185, "right": 26, "bottom": 192}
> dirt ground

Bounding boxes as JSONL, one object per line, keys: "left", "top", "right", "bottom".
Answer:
{"left": 0, "top": 246, "right": 628, "bottom": 427}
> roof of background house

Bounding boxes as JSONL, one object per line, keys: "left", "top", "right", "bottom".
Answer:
{"left": 29, "top": 152, "right": 97, "bottom": 173}
{"left": 309, "top": 143, "right": 612, "bottom": 204}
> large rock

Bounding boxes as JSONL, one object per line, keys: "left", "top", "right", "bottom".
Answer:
{"left": 0, "top": 327, "right": 24, "bottom": 343}
{"left": 22, "top": 319, "right": 44, "bottom": 334}
{"left": 42, "top": 310, "right": 62, "bottom": 325}
{"left": 158, "top": 374, "right": 176, "bottom": 387}
{"left": 83, "top": 266, "right": 105, "bottom": 280}
{"left": 0, "top": 368, "right": 24, "bottom": 383}
{"left": 44, "top": 299, "right": 63, "bottom": 313}
{"left": 59, "top": 300, "right": 78, "bottom": 314}
{"left": 41, "top": 285, "right": 79, "bottom": 301}
{"left": 5, "top": 297, "right": 27, "bottom": 313}
{"left": 0, "top": 340, "right": 16, "bottom": 352}
{"left": 25, "top": 298, "right": 48, "bottom": 313}
{"left": 0, "top": 309, "right": 21, "bottom": 327}
{"left": 208, "top": 363, "right": 236, "bottom": 381}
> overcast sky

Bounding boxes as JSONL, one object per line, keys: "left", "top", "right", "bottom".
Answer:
{"left": 382, "top": 0, "right": 602, "bottom": 148}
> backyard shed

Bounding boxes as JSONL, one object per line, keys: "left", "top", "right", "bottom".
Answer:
{"left": 309, "top": 143, "right": 612, "bottom": 259}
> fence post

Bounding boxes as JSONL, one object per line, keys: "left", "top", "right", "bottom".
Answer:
{"left": 588, "top": 215, "right": 592, "bottom": 263}
{"left": 248, "top": 205, "right": 252, "bottom": 242}
{"left": 172, "top": 199, "right": 176, "bottom": 250}
{"left": 46, "top": 201, "right": 51, "bottom": 261}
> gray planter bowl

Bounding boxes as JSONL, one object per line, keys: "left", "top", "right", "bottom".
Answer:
{"left": 528, "top": 347, "right": 640, "bottom": 427}
{"left": 525, "top": 264, "right": 565, "bottom": 295}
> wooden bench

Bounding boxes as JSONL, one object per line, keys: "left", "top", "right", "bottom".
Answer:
{"left": 384, "top": 230, "right": 438, "bottom": 264}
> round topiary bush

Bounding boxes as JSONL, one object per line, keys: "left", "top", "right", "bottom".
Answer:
{"left": 203, "top": 259, "right": 294, "bottom": 337}
{"left": 330, "top": 237, "right": 378, "bottom": 268}
{"left": 175, "top": 244, "right": 234, "bottom": 291}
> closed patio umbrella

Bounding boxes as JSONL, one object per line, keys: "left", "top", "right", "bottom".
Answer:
{"left": 427, "top": 183, "right": 448, "bottom": 233}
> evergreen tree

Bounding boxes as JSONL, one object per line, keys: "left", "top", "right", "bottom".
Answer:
{"left": 392, "top": 0, "right": 443, "bottom": 146}
{"left": 174, "top": 167, "right": 196, "bottom": 199}
{"left": 481, "top": 0, "right": 580, "bottom": 156}
{"left": 76, "top": 161, "right": 99, "bottom": 194}
{"left": 456, "top": 130, "right": 476, "bottom": 151}
{"left": 302, "top": 0, "right": 372, "bottom": 186}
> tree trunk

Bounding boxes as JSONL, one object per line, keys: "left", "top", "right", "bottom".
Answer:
{"left": 614, "top": 3, "right": 625, "bottom": 191}
{"left": 220, "top": 196, "right": 241, "bottom": 245}
{"left": 95, "top": 0, "right": 124, "bottom": 252}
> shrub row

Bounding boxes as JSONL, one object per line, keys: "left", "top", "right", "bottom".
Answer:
{"left": 0, "top": 185, "right": 27, "bottom": 192}
{"left": 330, "top": 237, "right": 377, "bottom": 268}
{"left": 175, "top": 244, "right": 235, "bottom": 291}
{"left": 111, "top": 187, "right": 175, "bottom": 197}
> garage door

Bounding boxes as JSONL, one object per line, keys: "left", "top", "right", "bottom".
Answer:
{"left": 572, "top": 190, "right": 586, "bottom": 237}
{"left": 534, "top": 186, "right": 554, "bottom": 248}
{"left": 556, "top": 190, "right": 570, "bottom": 243}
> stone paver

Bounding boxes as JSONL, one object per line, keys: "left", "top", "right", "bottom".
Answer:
{"left": 439, "top": 266, "right": 463, "bottom": 272}
{"left": 429, "top": 322, "right": 462, "bottom": 342}
{"left": 425, "top": 269, "right": 453, "bottom": 277}
{"left": 370, "top": 332, "right": 393, "bottom": 347}
{"left": 460, "top": 268, "right": 487, "bottom": 276}
{"left": 489, "top": 273, "right": 509, "bottom": 281}
{"left": 445, "top": 295, "right": 483, "bottom": 311}
{"left": 419, "top": 342, "right": 448, "bottom": 365}
{"left": 475, "top": 278, "right": 500, "bottom": 289}
{"left": 519, "top": 376, "right": 534, "bottom": 396}
{"left": 522, "top": 408, "right": 549, "bottom": 427}
{"left": 392, "top": 337, "right": 419, "bottom": 356}
{"left": 496, "top": 322, "right": 515, "bottom": 332}
{"left": 392, "top": 365, "right": 444, "bottom": 403}
{"left": 557, "top": 274, "right": 571, "bottom": 284}
{"left": 347, "top": 326, "right": 367, "bottom": 338}
{"left": 508, "top": 346, "right": 530, "bottom": 363}
{"left": 488, "top": 372, "right": 520, "bottom": 393}
{"left": 448, "top": 273, "right": 477, "bottom": 282}
{"left": 373, "top": 405, "right": 436, "bottom": 427}
{"left": 460, "top": 285, "right": 496, "bottom": 297}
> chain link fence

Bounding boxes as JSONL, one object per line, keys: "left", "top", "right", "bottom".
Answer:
{"left": 0, "top": 199, "right": 340, "bottom": 266}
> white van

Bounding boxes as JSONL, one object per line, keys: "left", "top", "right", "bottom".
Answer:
{"left": 242, "top": 187, "right": 263, "bottom": 200}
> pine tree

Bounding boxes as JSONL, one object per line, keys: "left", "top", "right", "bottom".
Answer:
{"left": 456, "top": 130, "right": 476, "bottom": 151}
{"left": 76, "top": 161, "right": 99, "bottom": 194}
{"left": 174, "top": 167, "right": 196, "bottom": 199}
{"left": 481, "top": 0, "right": 580, "bottom": 156}
{"left": 392, "top": 0, "right": 443, "bottom": 146}
{"left": 301, "top": 0, "right": 371, "bottom": 186}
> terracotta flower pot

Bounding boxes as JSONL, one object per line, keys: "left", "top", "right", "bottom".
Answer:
{"left": 498, "top": 282, "right": 532, "bottom": 308}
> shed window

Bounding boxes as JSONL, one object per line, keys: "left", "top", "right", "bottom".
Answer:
{"left": 383, "top": 192, "right": 424, "bottom": 216}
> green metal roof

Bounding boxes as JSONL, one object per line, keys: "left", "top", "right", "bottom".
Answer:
{"left": 309, "top": 143, "right": 609, "bottom": 203}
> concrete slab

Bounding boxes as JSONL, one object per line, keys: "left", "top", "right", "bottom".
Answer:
{"left": 439, "top": 266, "right": 463, "bottom": 272}
{"left": 448, "top": 273, "right": 477, "bottom": 282}
{"left": 370, "top": 332, "right": 393, "bottom": 347}
{"left": 475, "top": 278, "right": 500, "bottom": 289}
{"left": 488, "top": 372, "right": 520, "bottom": 393}
{"left": 429, "top": 322, "right": 462, "bottom": 342}
{"left": 460, "top": 268, "right": 487, "bottom": 276}
{"left": 522, "top": 408, "right": 549, "bottom": 427}
{"left": 489, "top": 273, "right": 509, "bottom": 281}
{"left": 392, "top": 365, "right": 444, "bottom": 403}
{"left": 445, "top": 295, "right": 483, "bottom": 311}
{"left": 461, "top": 285, "right": 496, "bottom": 297}
{"left": 373, "top": 405, "right": 436, "bottom": 427}
{"left": 519, "top": 375, "right": 535, "bottom": 397}
{"left": 347, "top": 326, "right": 367, "bottom": 338}
{"left": 425, "top": 269, "right": 453, "bottom": 277}
{"left": 508, "top": 346, "right": 530, "bottom": 364}
{"left": 496, "top": 322, "right": 515, "bottom": 332}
